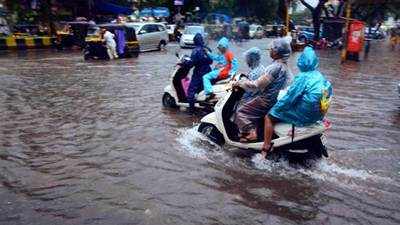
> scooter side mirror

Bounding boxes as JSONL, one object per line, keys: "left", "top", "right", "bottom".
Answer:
{"left": 175, "top": 52, "right": 180, "bottom": 58}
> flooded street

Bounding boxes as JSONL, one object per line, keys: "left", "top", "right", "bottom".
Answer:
{"left": 0, "top": 39, "right": 399, "bottom": 225}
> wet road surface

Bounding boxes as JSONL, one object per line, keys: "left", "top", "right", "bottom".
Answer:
{"left": 0, "top": 39, "right": 399, "bottom": 225}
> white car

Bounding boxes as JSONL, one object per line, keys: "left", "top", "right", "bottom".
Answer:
{"left": 180, "top": 25, "right": 208, "bottom": 48}
{"left": 127, "top": 22, "right": 169, "bottom": 52}
{"left": 249, "top": 24, "right": 264, "bottom": 39}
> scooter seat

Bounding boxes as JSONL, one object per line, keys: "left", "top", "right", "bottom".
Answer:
{"left": 274, "top": 122, "right": 325, "bottom": 138}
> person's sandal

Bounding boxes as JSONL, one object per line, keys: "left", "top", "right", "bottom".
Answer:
{"left": 262, "top": 143, "right": 274, "bottom": 159}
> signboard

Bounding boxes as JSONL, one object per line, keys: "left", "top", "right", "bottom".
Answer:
{"left": 347, "top": 20, "right": 365, "bottom": 53}
{"left": 174, "top": 0, "right": 184, "bottom": 6}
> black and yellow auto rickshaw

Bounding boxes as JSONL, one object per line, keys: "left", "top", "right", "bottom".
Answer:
{"left": 84, "top": 23, "right": 139, "bottom": 60}
{"left": 56, "top": 21, "right": 93, "bottom": 49}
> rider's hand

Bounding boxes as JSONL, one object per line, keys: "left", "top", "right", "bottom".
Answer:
{"left": 231, "top": 81, "right": 240, "bottom": 87}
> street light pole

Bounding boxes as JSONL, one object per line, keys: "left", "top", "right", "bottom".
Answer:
{"left": 340, "top": 0, "right": 351, "bottom": 63}
{"left": 285, "top": 0, "right": 291, "bottom": 35}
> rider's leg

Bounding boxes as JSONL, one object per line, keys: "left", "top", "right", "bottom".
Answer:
{"left": 187, "top": 79, "right": 202, "bottom": 111}
{"left": 262, "top": 115, "right": 279, "bottom": 157}
{"left": 202, "top": 70, "right": 220, "bottom": 96}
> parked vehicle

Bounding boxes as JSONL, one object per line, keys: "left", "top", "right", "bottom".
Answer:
{"left": 0, "top": 15, "right": 10, "bottom": 36}
{"left": 166, "top": 24, "right": 182, "bottom": 42}
{"left": 56, "top": 21, "right": 94, "bottom": 49}
{"left": 249, "top": 24, "right": 264, "bottom": 39}
{"left": 265, "top": 24, "right": 285, "bottom": 37}
{"left": 128, "top": 22, "right": 168, "bottom": 51}
{"left": 180, "top": 25, "right": 208, "bottom": 48}
{"left": 205, "top": 13, "right": 232, "bottom": 24}
{"left": 84, "top": 23, "right": 139, "bottom": 60}
{"left": 166, "top": 24, "right": 176, "bottom": 40}
{"left": 230, "top": 19, "right": 250, "bottom": 41}
{"left": 365, "top": 27, "right": 386, "bottom": 39}
{"left": 297, "top": 26, "right": 315, "bottom": 42}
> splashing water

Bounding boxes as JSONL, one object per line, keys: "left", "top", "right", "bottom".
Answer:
{"left": 176, "top": 125, "right": 222, "bottom": 159}
{"left": 250, "top": 152, "right": 396, "bottom": 189}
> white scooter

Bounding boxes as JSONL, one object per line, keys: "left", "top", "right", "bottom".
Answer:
{"left": 198, "top": 84, "right": 331, "bottom": 162}
{"left": 162, "top": 53, "right": 234, "bottom": 111}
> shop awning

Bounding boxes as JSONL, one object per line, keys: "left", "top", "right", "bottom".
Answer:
{"left": 95, "top": 0, "right": 133, "bottom": 15}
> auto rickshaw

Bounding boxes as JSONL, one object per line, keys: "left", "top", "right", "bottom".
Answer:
{"left": 56, "top": 21, "right": 94, "bottom": 49}
{"left": 84, "top": 23, "right": 140, "bottom": 60}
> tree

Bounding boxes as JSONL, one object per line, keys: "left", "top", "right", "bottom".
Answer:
{"left": 299, "top": 0, "right": 328, "bottom": 41}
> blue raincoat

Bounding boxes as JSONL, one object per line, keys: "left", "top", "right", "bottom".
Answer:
{"left": 185, "top": 33, "right": 213, "bottom": 109}
{"left": 203, "top": 37, "right": 238, "bottom": 95}
{"left": 269, "top": 47, "right": 333, "bottom": 126}
{"left": 187, "top": 34, "right": 213, "bottom": 81}
{"left": 207, "top": 37, "right": 239, "bottom": 78}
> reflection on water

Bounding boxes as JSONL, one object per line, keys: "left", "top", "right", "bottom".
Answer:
{"left": 0, "top": 40, "right": 399, "bottom": 225}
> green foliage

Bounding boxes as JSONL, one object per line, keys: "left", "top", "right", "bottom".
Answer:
{"left": 210, "top": 0, "right": 280, "bottom": 24}
{"left": 291, "top": 8, "right": 312, "bottom": 25}
{"left": 351, "top": 0, "right": 400, "bottom": 24}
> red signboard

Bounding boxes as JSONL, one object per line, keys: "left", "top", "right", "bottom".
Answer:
{"left": 347, "top": 20, "right": 365, "bottom": 53}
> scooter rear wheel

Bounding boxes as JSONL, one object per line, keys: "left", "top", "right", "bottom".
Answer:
{"left": 162, "top": 93, "right": 177, "bottom": 108}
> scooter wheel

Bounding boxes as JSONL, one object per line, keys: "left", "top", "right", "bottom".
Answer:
{"left": 198, "top": 123, "right": 225, "bottom": 145}
{"left": 162, "top": 93, "right": 177, "bottom": 108}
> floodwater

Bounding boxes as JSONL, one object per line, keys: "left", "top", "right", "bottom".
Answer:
{"left": 0, "top": 39, "right": 399, "bottom": 225}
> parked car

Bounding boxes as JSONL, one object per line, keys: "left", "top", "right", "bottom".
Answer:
{"left": 265, "top": 24, "right": 285, "bottom": 37}
{"left": 365, "top": 27, "right": 386, "bottom": 39}
{"left": 249, "top": 24, "right": 264, "bottom": 39}
{"left": 205, "top": 13, "right": 232, "bottom": 24}
{"left": 297, "top": 26, "right": 315, "bottom": 42}
{"left": 180, "top": 25, "right": 208, "bottom": 48}
{"left": 128, "top": 22, "right": 168, "bottom": 51}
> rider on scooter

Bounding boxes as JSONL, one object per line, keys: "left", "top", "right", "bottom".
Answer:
{"left": 233, "top": 38, "right": 292, "bottom": 142}
{"left": 262, "top": 46, "right": 333, "bottom": 157}
{"left": 183, "top": 33, "right": 213, "bottom": 113}
{"left": 203, "top": 37, "right": 238, "bottom": 101}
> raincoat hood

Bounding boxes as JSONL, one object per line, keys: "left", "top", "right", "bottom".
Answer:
{"left": 244, "top": 47, "right": 261, "bottom": 69}
{"left": 297, "top": 46, "right": 319, "bottom": 72}
{"left": 193, "top": 33, "right": 204, "bottom": 47}
{"left": 270, "top": 38, "right": 291, "bottom": 60}
{"left": 217, "top": 37, "right": 229, "bottom": 49}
